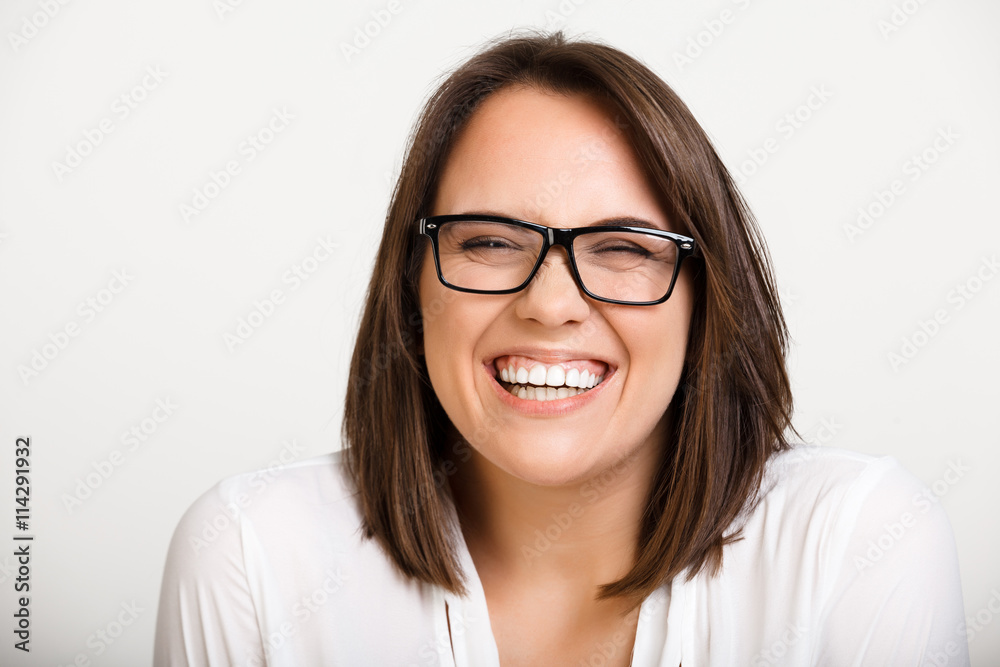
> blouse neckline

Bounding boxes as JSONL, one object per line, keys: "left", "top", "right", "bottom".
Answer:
{"left": 434, "top": 483, "right": 689, "bottom": 666}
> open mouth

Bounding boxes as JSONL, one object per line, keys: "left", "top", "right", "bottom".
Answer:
{"left": 492, "top": 354, "right": 609, "bottom": 402}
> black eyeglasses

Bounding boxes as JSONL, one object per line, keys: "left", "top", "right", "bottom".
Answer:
{"left": 417, "top": 214, "right": 697, "bottom": 306}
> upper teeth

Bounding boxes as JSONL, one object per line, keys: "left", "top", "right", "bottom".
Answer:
{"left": 499, "top": 362, "right": 604, "bottom": 389}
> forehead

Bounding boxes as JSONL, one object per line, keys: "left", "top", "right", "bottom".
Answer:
{"left": 458, "top": 86, "right": 626, "bottom": 159}
{"left": 432, "top": 86, "right": 662, "bottom": 226}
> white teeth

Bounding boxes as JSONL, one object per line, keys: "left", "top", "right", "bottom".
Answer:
{"left": 508, "top": 386, "right": 585, "bottom": 402}
{"left": 497, "top": 358, "right": 608, "bottom": 398}
{"left": 527, "top": 365, "right": 547, "bottom": 386}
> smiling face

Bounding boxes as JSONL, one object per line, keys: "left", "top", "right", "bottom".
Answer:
{"left": 417, "top": 86, "right": 694, "bottom": 488}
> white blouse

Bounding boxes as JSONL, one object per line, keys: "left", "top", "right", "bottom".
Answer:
{"left": 153, "top": 445, "right": 969, "bottom": 666}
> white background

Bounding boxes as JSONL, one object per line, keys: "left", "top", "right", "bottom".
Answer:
{"left": 1, "top": 0, "right": 997, "bottom": 665}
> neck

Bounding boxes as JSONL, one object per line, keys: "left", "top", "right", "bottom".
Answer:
{"left": 447, "top": 433, "right": 663, "bottom": 598}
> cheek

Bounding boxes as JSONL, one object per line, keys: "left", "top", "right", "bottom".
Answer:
{"left": 418, "top": 248, "right": 458, "bottom": 353}
{"left": 418, "top": 274, "right": 458, "bottom": 394}
{"left": 617, "top": 292, "right": 693, "bottom": 404}
{"left": 417, "top": 266, "right": 490, "bottom": 416}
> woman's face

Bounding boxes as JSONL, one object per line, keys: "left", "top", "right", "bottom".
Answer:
{"left": 418, "top": 86, "right": 694, "bottom": 487}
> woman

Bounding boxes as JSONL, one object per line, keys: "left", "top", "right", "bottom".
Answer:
{"left": 155, "top": 32, "right": 968, "bottom": 666}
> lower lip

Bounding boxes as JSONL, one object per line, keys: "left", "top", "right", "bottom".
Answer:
{"left": 484, "top": 365, "right": 612, "bottom": 415}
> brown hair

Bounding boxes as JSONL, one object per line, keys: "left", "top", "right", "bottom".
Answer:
{"left": 343, "top": 31, "right": 793, "bottom": 602}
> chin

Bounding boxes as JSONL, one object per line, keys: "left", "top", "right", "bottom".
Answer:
{"left": 480, "top": 436, "right": 609, "bottom": 488}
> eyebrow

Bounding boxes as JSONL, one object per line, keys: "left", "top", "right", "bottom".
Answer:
{"left": 457, "top": 211, "right": 669, "bottom": 231}
{"left": 590, "top": 216, "right": 666, "bottom": 231}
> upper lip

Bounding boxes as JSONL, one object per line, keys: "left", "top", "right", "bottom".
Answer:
{"left": 484, "top": 347, "right": 617, "bottom": 372}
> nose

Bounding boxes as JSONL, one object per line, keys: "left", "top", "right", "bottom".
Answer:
{"left": 513, "top": 245, "right": 591, "bottom": 326}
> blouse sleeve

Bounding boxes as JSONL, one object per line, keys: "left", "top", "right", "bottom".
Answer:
{"left": 812, "top": 457, "right": 969, "bottom": 666}
{"left": 153, "top": 478, "right": 265, "bottom": 667}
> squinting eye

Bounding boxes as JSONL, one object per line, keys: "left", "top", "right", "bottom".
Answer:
{"left": 595, "top": 243, "right": 651, "bottom": 256}
{"left": 459, "top": 236, "right": 518, "bottom": 250}
{"left": 586, "top": 239, "right": 654, "bottom": 256}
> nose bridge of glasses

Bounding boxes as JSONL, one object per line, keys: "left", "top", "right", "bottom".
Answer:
{"left": 531, "top": 229, "right": 581, "bottom": 290}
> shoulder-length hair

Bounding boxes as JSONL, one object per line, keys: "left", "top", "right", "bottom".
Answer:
{"left": 343, "top": 31, "right": 793, "bottom": 603}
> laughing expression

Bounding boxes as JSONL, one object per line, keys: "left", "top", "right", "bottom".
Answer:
{"left": 418, "top": 86, "right": 694, "bottom": 488}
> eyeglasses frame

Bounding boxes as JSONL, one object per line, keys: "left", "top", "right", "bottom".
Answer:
{"left": 417, "top": 214, "right": 697, "bottom": 306}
